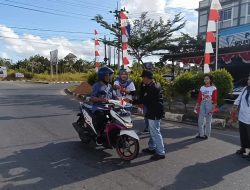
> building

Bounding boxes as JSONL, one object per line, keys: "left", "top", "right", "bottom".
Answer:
{"left": 160, "top": 0, "right": 250, "bottom": 82}
{"left": 197, "top": 0, "right": 250, "bottom": 35}
{"left": 197, "top": 0, "right": 250, "bottom": 81}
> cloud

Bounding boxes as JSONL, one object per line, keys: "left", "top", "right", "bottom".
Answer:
{"left": 121, "top": 0, "right": 199, "bottom": 36}
{"left": 121, "top": 0, "right": 166, "bottom": 14}
{"left": 0, "top": 24, "right": 100, "bottom": 62}
{"left": 0, "top": 52, "right": 9, "bottom": 59}
{"left": 167, "top": 0, "right": 200, "bottom": 10}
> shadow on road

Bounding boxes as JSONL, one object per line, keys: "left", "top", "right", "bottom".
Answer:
{"left": 161, "top": 154, "right": 250, "bottom": 190}
{"left": 0, "top": 141, "right": 152, "bottom": 190}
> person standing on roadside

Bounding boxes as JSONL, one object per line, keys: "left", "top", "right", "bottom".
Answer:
{"left": 233, "top": 74, "right": 250, "bottom": 160}
{"left": 194, "top": 74, "right": 218, "bottom": 140}
{"left": 132, "top": 70, "right": 166, "bottom": 161}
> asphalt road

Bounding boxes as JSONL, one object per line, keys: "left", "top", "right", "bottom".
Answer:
{"left": 0, "top": 81, "right": 250, "bottom": 190}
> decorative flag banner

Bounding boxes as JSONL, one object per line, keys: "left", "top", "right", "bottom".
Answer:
{"left": 205, "top": 42, "right": 214, "bottom": 54}
{"left": 206, "top": 32, "right": 216, "bottom": 42}
{"left": 94, "top": 30, "right": 101, "bottom": 68}
{"left": 204, "top": 0, "right": 222, "bottom": 73}
{"left": 120, "top": 10, "right": 129, "bottom": 65}
{"left": 207, "top": 20, "right": 216, "bottom": 32}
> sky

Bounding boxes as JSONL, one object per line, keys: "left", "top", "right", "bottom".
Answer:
{"left": 0, "top": 0, "right": 200, "bottom": 63}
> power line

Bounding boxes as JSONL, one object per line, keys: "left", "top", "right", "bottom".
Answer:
{"left": 3, "top": 0, "right": 96, "bottom": 19}
{"left": 0, "top": 2, "right": 95, "bottom": 20}
{"left": 43, "top": 0, "right": 112, "bottom": 12}
{"left": 56, "top": 0, "right": 114, "bottom": 10}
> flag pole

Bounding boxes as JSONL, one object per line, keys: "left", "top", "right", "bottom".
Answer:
{"left": 215, "top": 20, "right": 219, "bottom": 70}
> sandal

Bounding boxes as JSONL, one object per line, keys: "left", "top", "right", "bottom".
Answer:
{"left": 236, "top": 148, "right": 246, "bottom": 155}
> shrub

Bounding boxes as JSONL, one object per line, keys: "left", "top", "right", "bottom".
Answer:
{"left": 192, "top": 72, "right": 205, "bottom": 92}
{"left": 174, "top": 72, "right": 194, "bottom": 112}
{"left": 211, "top": 69, "right": 233, "bottom": 106}
{"left": 24, "top": 73, "right": 33, "bottom": 79}
{"left": 87, "top": 70, "right": 98, "bottom": 85}
{"left": 174, "top": 69, "right": 233, "bottom": 110}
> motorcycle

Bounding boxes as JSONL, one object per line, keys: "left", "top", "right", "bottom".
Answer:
{"left": 72, "top": 99, "right": 140, "bottom": 161}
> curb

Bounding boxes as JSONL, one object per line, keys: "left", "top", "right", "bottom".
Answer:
{"left": 64, "top": 88, "right": 85, "bottom": 100}
{"left": 51, "top": 81, "right": 82, "bottom": 84}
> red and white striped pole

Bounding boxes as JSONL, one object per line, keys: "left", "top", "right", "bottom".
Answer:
{"left": 94, "top": 30, "right": 101, "bottom": 69}
{"left": 120, "top": 10, "right": 129, "bottom": 65}
{"left": 204, "top": 0, "right": 222, "bottom": 73}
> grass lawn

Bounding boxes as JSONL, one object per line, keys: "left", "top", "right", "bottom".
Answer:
{"left": 33, "top": 73, "right": 87, "bottom": 82}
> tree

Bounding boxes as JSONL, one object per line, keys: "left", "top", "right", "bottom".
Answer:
{"left": 0, "top": 58, "right": 12, "bottom": 68}
{"left": 93, "top": 12, "right": 185, "bottom": 63}
{"left": 172, "top": 33, "right": 205, "bottom": 53}
{"left": 63, "top": 53, "right": 77, "bottom": 73}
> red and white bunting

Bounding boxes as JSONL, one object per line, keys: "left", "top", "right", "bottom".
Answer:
{"left": 94, "top": 30, "right": 101, "bottom": 68}
{"left": 204, "top": 0, "right": 222, "bottom": 73}
{"left": 120, "top": 10, "right": 129, "bottom": 65}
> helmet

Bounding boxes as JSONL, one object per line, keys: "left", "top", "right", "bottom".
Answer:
{"left": 119, "top": 68, "right": 128, "bottom": 76}
{"left": 98, "top": 66, "right": 114, "bottom": 81}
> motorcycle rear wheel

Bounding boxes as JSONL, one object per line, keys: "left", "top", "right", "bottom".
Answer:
{"left": 76, "top": 120, "right": 91, "bottom": 144}
{"left": 116, "top": 135, "right": 139, "bottom": 161}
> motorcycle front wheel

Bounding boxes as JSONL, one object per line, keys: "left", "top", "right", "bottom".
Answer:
{"left": 116, "top": 135, "right": 139, "bottom": 161}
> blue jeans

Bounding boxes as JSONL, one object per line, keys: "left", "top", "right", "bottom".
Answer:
{"left": 148, "top": 119, "right": 165, "bottom": 155}
{"left": 198, "top": 101, "right": 213, "bottom": 137}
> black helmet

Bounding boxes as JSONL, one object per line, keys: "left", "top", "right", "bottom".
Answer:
{"left": 98, "top": 66, "right": 114, "bottom": 81}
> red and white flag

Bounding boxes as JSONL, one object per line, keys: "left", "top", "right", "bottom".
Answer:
{"left": 94, "top": 30, "right": 101, "bottom": 68}
{"left": 204, "top": 0, "right": 222, "bottom": 73}
{"left": 120, "top": 10, "right": 129, "bottom": 65}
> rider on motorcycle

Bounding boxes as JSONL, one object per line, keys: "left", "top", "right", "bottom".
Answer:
{"left": 90, "top": 66, "right": 117, "bottom": 145}
{"left": 113, "top": 66, "right": 136, "bottom": 106}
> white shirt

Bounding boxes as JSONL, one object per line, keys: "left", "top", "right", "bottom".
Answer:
{"left": 234, "top": 87, "right": 250, "bottom": 124}
{"left": 114, "top": 80, "right": 136, "bottom": 100}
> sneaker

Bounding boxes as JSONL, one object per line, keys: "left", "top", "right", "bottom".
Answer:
{"left": 236, "top": 148, "right": 246, "bottom": 155}
{"left": 242, "top": 152, "right": 250, "bottom": 158}
{"left": 143, "top": 128, "right": 149, "bottom": 133}
{"left": 195, "top": 135, "right": 202, "bottom": 139}
{"left": 150, "top": 154, "right": 165, "bottom": 161}
{"left": 198, "top": 136, "right": 208, "bottom": 140}
{"left": 142, "top": 148, "right": 156, "bottom": 154}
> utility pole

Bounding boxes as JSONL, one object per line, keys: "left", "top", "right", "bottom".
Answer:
{"left": 215, "top": 20, "right": 219, "bottom": 70}
{"left": 103, "top": 35, "right": 108, "bottom": 65}
{"left": 108, "top": 38, "right": 112, "bottom": 67}
{"left": 109, "top": 2, "right": 128, "bottom": 69}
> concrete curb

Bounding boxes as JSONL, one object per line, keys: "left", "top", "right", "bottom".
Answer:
{"left": 51, "top": 81, "right": 82, "bottom": 84}
{"left": 64, "top": 88, "right": 85, "bottom": 100}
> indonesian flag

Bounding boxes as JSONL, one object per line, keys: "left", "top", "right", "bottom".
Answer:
{"left": 204, "top": 0, "right": 222, "bottom": 73}
{"left": 94, "top": 30, "right": 101, "bottom": 68}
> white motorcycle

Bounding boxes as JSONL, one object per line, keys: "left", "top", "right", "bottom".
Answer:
{"left": 72, "top": 99, "right": 140, "bottom": 161}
